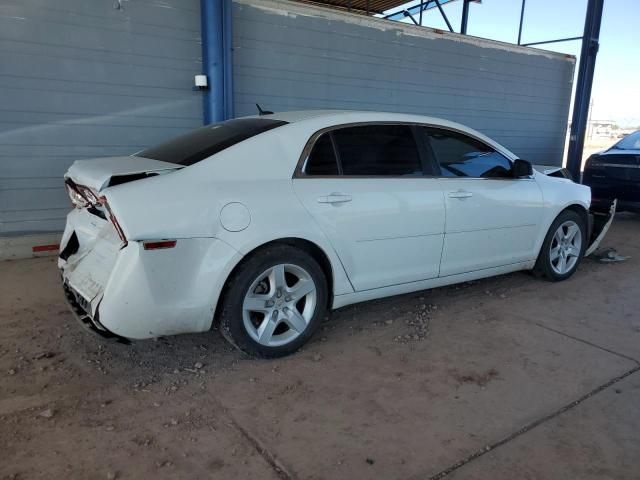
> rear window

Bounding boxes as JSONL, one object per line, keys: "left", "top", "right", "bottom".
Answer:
{"left": 136, "top": 118, "right": 288, "bottom": 166}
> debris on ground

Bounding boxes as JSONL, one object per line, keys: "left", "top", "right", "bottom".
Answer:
{"left": 38, "top": 408, "right": 55, "bottom": 419}
{"left": 394, "top": 305, "right": 433, "bottom": 343}
{"left": 450, "top": 368, "right": 500, "bottom": 387}
{"left": 592, "top": 248, "right": 630, "bottom": 263}
{"left": 34, "top": 351, "right": 56, "bottom": 360}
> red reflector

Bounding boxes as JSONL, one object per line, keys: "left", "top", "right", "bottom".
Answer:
{"left": 143, "top": 240, "right": 177, "bottom": 250}
{"left": 32, "top": 244, "right": 60, "bottom": 253}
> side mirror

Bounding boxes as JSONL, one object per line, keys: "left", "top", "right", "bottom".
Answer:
{"left": 513, "top": 159, "right": 533, "bottom": 178}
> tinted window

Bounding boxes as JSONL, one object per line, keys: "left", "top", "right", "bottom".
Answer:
{"left": 305, "top": 133, "right": 339, "bottom": 175}
{"left": 332, "top": 125, "right": 423, "bottom": 176}
{"left": 136, "top": 118, "right": 288, "bottom": 166}
{"left": 424, "top": 128, "right": 513, "bottom": 178}
{"left": 612, "top": 131, "right": 640, "bottom": 150}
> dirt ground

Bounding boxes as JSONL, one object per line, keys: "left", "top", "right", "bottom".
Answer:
{"left": 1, "top": 215, "right": 639, "bottom": 480}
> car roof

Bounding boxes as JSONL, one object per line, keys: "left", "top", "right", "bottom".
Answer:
{"left": 247, "top": 109, "right": 458, "bottom": 126}
{"left": 247, "top": 110, "right": 517, "bottom": 160}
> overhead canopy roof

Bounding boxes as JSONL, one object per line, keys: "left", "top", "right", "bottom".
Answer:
{"left": 303, "top": 0, "right": 407, "bottom": 14}
{"left": 299, "top": 0, "right": 458, "bottom": 15}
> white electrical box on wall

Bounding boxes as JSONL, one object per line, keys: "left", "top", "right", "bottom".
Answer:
{"left": 194, "top": 75, "right": 208, "bottom": 88}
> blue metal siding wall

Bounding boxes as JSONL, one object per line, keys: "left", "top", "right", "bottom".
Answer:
{"left": 0, "top": 0, "right": 202, "bottom": 236}
{"left": 232, "top": 0, "right": 574, "bottom": 166}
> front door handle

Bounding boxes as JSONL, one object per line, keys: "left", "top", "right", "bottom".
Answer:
{"left": 317, "top": 193, "right": 352, "bottom": 204}
{"left": 448, "top": 190, "right": 473, "bottom": 199}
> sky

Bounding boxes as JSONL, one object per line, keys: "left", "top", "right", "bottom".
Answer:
{"left": 390, "top": 0, "right": 640, "bottom": 127}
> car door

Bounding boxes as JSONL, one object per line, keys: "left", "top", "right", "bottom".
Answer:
{"left": 293, "top": 124, "right": 445, "bottom": 292}
{"left": 420, "top": 127, "right": 544, "bottom": 277}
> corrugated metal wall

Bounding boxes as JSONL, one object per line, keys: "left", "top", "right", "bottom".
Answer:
{"left": 233, "top": 0, "right": 574, "bottom": 165}
{"left": 0, "top": 0, "right": 203, "bottom": 236}
{"left": 1, "top": 0, "right": 575, "bottom": 238}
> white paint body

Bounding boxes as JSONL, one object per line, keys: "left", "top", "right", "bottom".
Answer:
{"left": 59, "top": 111, "right": 591, "bottom": 339}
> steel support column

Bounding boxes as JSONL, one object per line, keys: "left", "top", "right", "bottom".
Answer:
{"left": 460, "top": 0, "right": 470, "bottom": 34}
{"left": 567, "top": 0, "right": 604, "bottom": 180}
{"left": 517, "top": 0, "right": 526, "bottom": 45}
{"left": 201, "top": 0, "right": 234, "bottom": 124}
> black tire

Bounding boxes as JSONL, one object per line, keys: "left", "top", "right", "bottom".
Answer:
{"left": 218, "top": 244, "right": 328, "bottom": 358}
{"left": 533, "top": 209, "right": 587, "bottom": 281}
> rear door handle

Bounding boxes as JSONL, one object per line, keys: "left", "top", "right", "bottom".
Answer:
{"left": 448, "top": 190, "right": 473, "bottom": 199}
{"left": 317, "top": 193, "right": 352, "bottom": 204}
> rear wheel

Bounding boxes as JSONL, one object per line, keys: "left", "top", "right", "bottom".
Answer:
{"left": 533, "top": 210, "right": 586, "bottom": 281}
{"left": 218, "top": 244, "right": 328, "bottom": 358}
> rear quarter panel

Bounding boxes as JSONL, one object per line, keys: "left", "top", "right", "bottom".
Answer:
{"left": 101, "top": 128, "right": 354, "bottom": 298}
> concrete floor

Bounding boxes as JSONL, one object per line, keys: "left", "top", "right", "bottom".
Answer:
{"left": 1, "top": 214, "right": 639, "bottom": 480}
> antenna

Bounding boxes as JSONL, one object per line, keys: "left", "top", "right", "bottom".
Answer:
{"left": 256, "top": 103, "right": 274, "bottom": 116}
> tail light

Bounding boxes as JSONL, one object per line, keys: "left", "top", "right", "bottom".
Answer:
{"left": 98, "top": 196, "right": 127, "bottom": 246}
{"left": 78, "top": 186, "right": 99, "bottom": 205}
{"left": 585, "top": 156, "right": 603, "bottom": 170}
{"left": 65, "top": 179, "right": 99, "bottom": 208}
{"left": 65, "top": 181, "right": 89, "bottom": 208}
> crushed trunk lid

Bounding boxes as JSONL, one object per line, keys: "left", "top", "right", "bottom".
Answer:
{"left": 65, "top": 156, "right": 181, "bottom": 191}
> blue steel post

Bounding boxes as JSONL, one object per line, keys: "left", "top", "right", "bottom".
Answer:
{"left": 460, "top": 0, "right": 470, "bottom": 34}
{"left": 222, "top": 0, "right": 233, "bottom": 120}
{"left": 200, "top": 0, "right": 233, "bottom": 124}
{"left": 567, "top": 0, "right": 604, "bottom": 181}
{"left": 517, "top": 0, "right": 525, "bottom": 45}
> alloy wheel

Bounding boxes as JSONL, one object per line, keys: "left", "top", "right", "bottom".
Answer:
{"left": 242, "top": 264, "right": 317, "bottom": 347}
{"left": 549, "top": 220, "right": 582, "bottom": 275}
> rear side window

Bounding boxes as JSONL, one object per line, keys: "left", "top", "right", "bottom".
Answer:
{"left": 305, "top": 133, "right": 339, "bottom": 175}
{"left": 331, "top": 125, "right": 423, "bottom": 176}
{"left": 136, "top": 118, "right": 288, "bottom": 166}
{"left": 423, "top": 128, "right": 513, "bottom": 178}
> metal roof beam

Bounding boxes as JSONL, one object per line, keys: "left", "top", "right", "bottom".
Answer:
{"left": 434, "top": 0, "right": 453, "bottom": 31}
{"left": 383, "top": 0, "right": 456, "bottom": 22}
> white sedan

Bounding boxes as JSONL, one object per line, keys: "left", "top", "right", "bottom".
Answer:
{"left": 60, "top": 110, "right": 595, "bottom": 357}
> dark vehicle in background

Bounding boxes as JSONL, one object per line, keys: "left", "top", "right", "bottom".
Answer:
{"left": 583, "top": 131, "right": 640, "bottom": 213}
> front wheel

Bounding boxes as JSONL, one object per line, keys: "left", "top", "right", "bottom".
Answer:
{"left": 533, "top": 210, "right": 586, "bottom": 281}
{"left": 218, "top": 244, "right": 328, "bottom": 358}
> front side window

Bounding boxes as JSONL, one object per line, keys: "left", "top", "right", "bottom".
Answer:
{"left": 136, "top": 118, "right": 288, "bottom": 166}
{"left": 423, "top": 128, "right": 513, "bottom": 178}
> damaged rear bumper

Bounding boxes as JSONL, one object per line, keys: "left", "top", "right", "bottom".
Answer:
{"left": 58, "top": 208, "right": 242, "bottom": 340}
{"left": 62, "top": 279, "right": 129, "bottom": 342}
